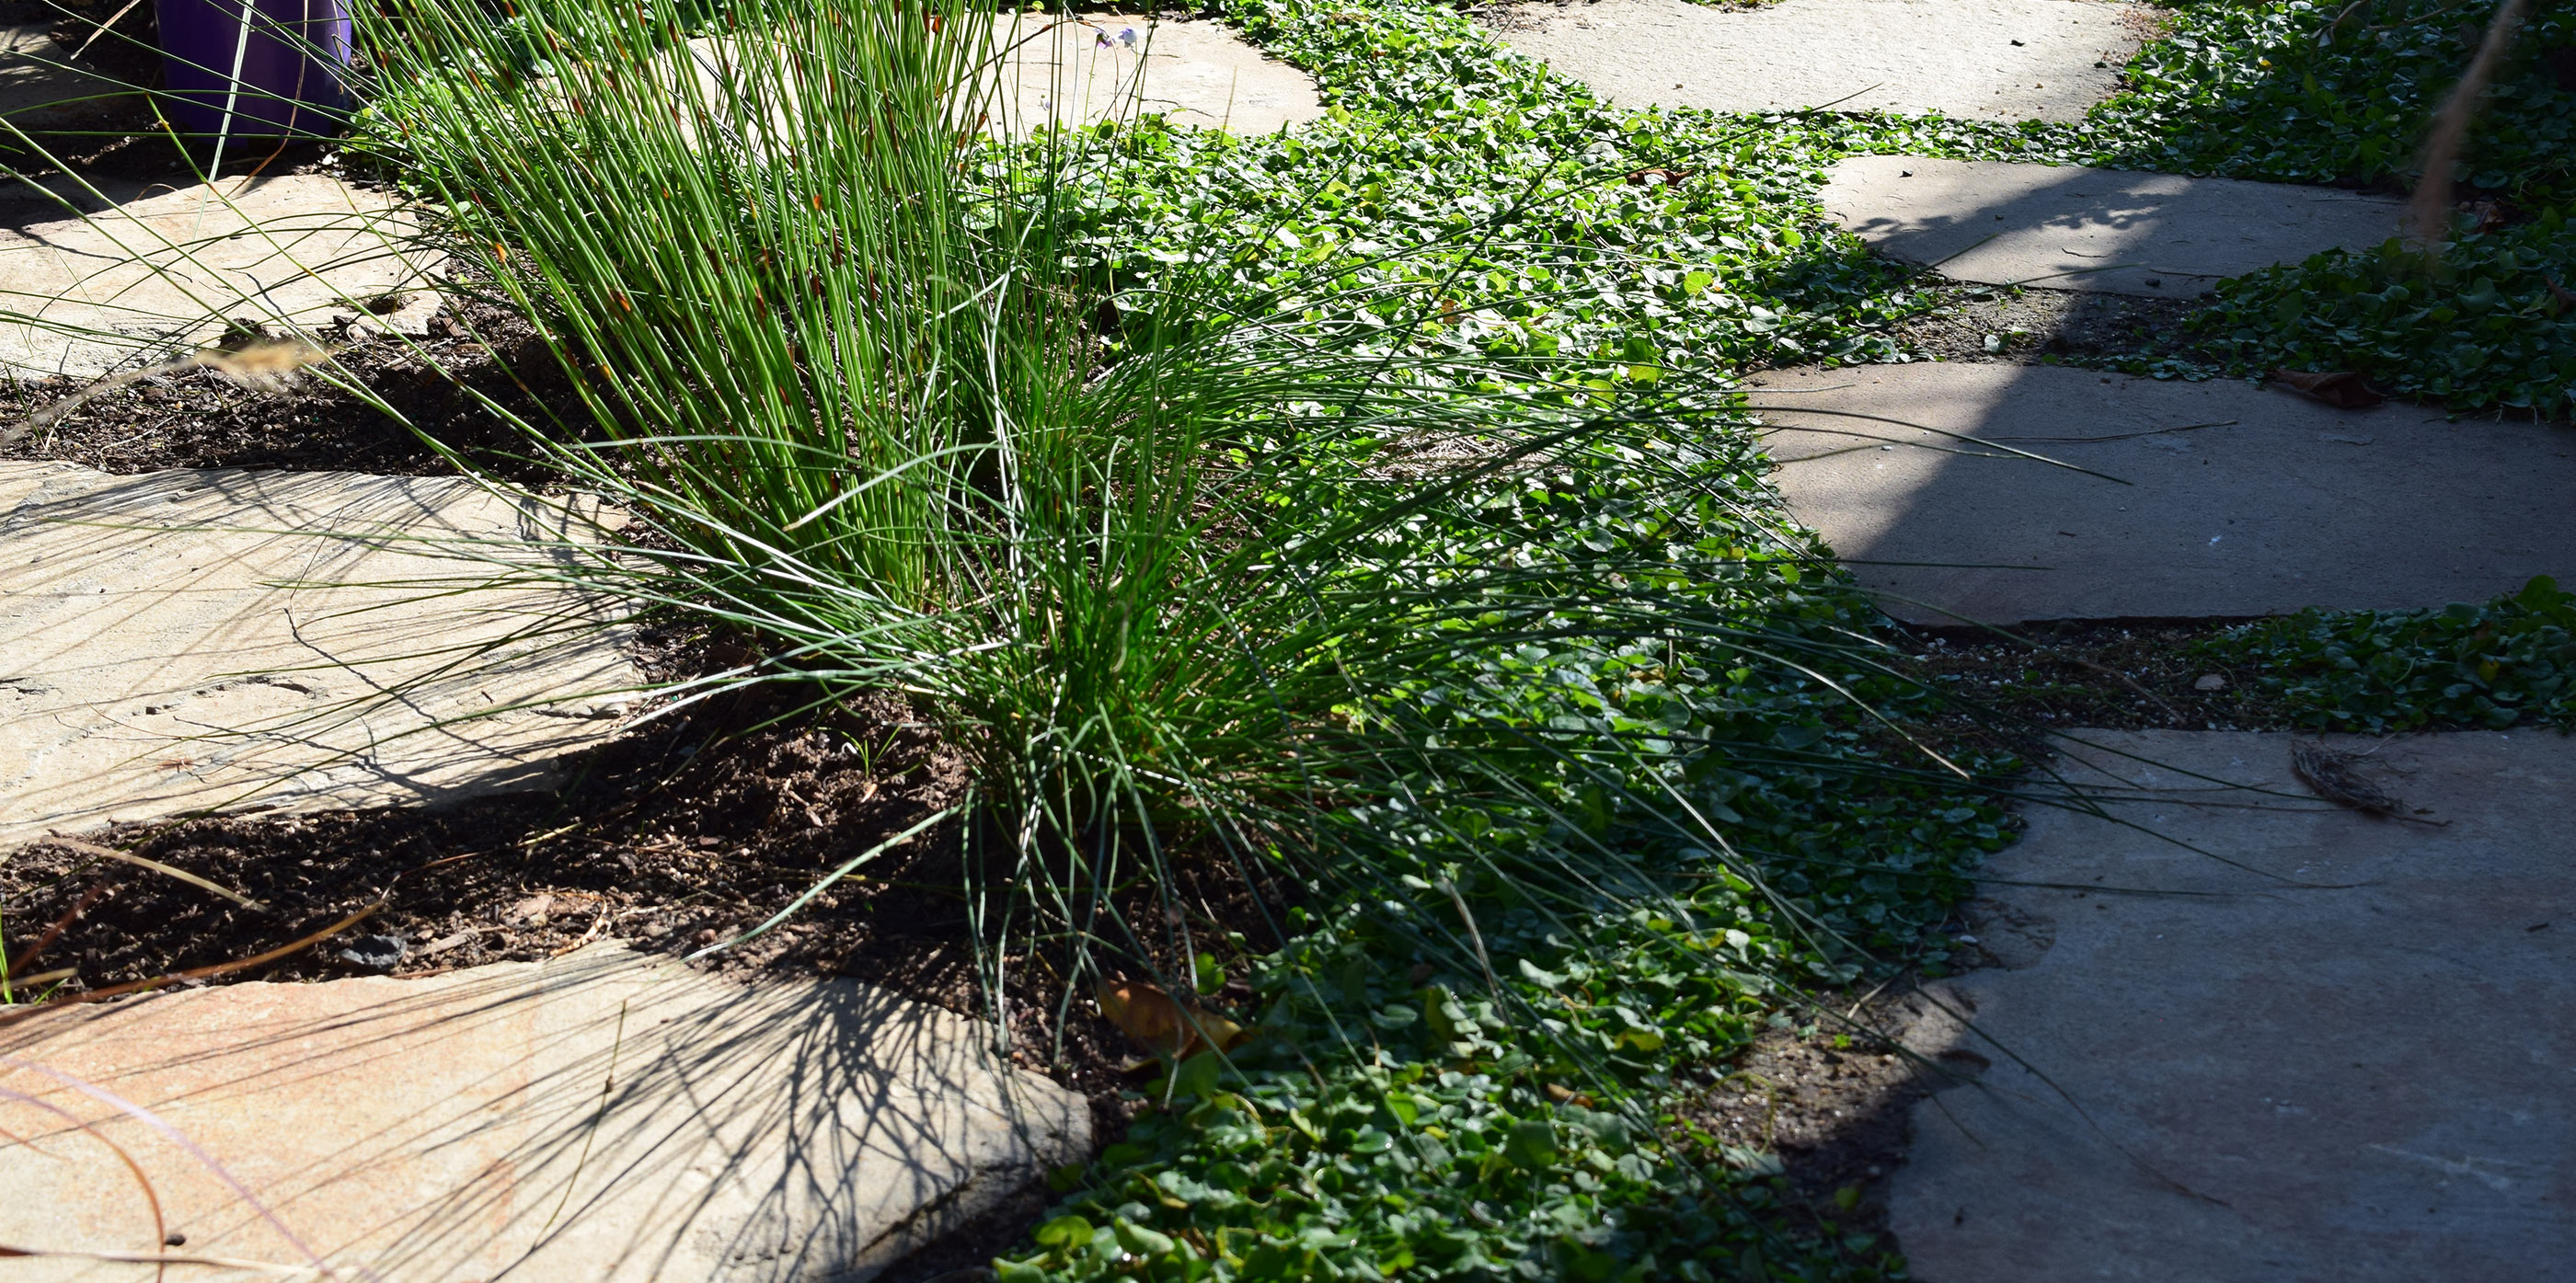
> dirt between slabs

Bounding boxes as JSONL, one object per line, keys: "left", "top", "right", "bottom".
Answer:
{"left": 0, "top": 294, "right": 575, "bottom": 479}
{"left": 1893, "top": 618, "right": 2302, "bottom": 735}
{"left": 1673, "top": 1002, "right": 1954, "bottom": 1250}
{"left": 0, "top": 639, "right": 1294, "bottom": 1275}
{"left": 0, "top": 612, "right": 2322, "bottom": 1273}
{"left": 1883, "top": 279, "right": 2218, "bottom": 369}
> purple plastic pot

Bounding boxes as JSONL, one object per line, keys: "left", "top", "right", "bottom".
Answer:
{"left": 155, "top": 0, "right": 351, "bottom": 137}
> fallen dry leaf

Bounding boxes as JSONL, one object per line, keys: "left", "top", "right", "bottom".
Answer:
{"left": 2290, "top": 740, "right": 2401, "bottom": 818}
{"left": 1096, "top": 978, "right": 1248, "bottom": 1059}
{"left": 2269, "top": 369, "right": 2385, "bottom": 409}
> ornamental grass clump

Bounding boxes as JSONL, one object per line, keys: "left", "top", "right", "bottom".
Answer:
{"left": 346, "top": 29, "right": 2015, "bottom": 1273}
{"left": 285, "top": 0, "right": 2031, "bottom": 1272}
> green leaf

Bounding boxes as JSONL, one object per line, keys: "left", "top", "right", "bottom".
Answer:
{"left": 1032, "top": 1215, "right": 1093, "bottom": 1249}
{"left": 1503, "top": 1118, "right": 1558, "bottom": 1170}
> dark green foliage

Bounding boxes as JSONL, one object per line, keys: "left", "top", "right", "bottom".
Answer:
{"left": 2106, "top": 0, "right": 2576, "bottom": 417}
{"left": 2194, "top": 216, "right": 2576, "bottom": 416}
{"left": 2084, "top": 0, "right": 2576, "bottom": 416}
{"left": 2207, "top": 576, "right": 2576, "bottom": 731}
{"left": 2087, "top": 0, "right": 2573, "bottom": 200}
{"left": 1775, "top": 0, "right": 2576, "bottom": 415}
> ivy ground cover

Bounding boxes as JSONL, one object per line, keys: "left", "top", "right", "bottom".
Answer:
{"left": 996, "top": 0, "right": 2571, "bottom": 1277}
{"left": 352, "top": 0, "right": 2565, "bottom": 1277}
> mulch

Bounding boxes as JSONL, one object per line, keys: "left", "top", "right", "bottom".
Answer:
{"left": 1673, "top": 1009, "right": 1940, "bottom": 1248}
{"left": 0, "top": 662, "right": 1198, "bottom": 1089}
{"left": 0, "top": 293, "right": 576, "bottom": 480}
{"left": 1892, "top": 617, "right": 2300, "bottom": 739}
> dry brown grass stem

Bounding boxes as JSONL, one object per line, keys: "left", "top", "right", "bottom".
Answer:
{"left": 2408, "top": 0, "right": 2531, "bottom": 250}
{"left": 1, "top": 338, "right": 333, "bottom": 450}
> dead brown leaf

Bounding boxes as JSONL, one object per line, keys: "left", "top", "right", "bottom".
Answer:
{"left": 2290, "top": 740, "right": 2402, "bottom": 818}
{"left": 2269, "top": 369, "right": 2386, "bottom": 409}
{"left": 1095, "top": 978, "right": 1248, "bottom": 1059}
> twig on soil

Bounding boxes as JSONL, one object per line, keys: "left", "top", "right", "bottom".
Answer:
{"left": 68, "top": 0, "right": 146, "bottom": 59}
{"left": 2, "top": 339, "right": 332, "bottom": 450}
{"left": 0, "top": 900, "right": 384, "bottom": 1024}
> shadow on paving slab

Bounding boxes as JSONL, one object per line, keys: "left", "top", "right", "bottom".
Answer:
{"left": 0, "top": 459, "right": 639, "bottom": 842}
{"left": 1749, "top": 361, "right": 2576, "bottom": 626}
{"left": 0, "top": 942, "right": 1092, "bottom": 1280}
{"left": 1883, "top": 728, "right": 2576, "bottom": 1281}
{"left": 1817, "top": 155, "right": 2408, "bottom": 299}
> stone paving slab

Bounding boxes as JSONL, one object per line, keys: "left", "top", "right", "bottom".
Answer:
{"left": 671, "top": 18, "right": 1321, "bottom": 155}
{"left": 1492, "top": 0, "right": 2143, "bottom": 121}
{"left": 997, "top": 13, "right": 1325, "bottom": 134}
{"left": 1822, "top": 155, "right": 2409, "bottom": 296}
{"left": 0, "top": 942, "right": 1092, "bottom": 1280}
{"left": 1886, "top": 729, "right": 2576, "bottom": 1281}
{"left": 0, "top": 23, "right": 130, "bottom": 124}
{"left": 0, "top": 175, "right": 443, "bottom": 380}
{"left": 1, "top": 461, "right": 640, "bottom": 844}
{"left": 1752, "top": 361, "right": 2576, "bottom": 624}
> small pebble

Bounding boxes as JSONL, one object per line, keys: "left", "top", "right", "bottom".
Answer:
{"left": 2193, "top": 673, "right": 2226, "bottom": 692}
{"left": 337, "top": 934, "right": 408, "bottom": 970}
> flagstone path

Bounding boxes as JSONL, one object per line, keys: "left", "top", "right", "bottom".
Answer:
{"left": 0, "top": 23, "right": 129, "bottom": 123}
{"left": 1491, "top": 0, "right": 2145, "bottom": 120}
{"left": 1886, "top": 729, "right": 2576, "bottom": 1281}
{"left": 0, "top": 460, "right": 638, "bottom": 844}
{"left": 0, "top": 174, "right": 443, "bottom": 379}
{"left": 999, "top": 12, "right": 1326, "bottom": 135}
{"left": 668, "top": 17, "right": 1321, "bottom": 163}
{"left": 1821, "top": 155, "right": 2410, "bottom": 296}
{"left": 1765, "top": 123, "right": 2576, "bottom": 1277}
{"left": 1751, "top": 361, "right": 2576, "bottom": 624}
{"left": 0, "top": 942, "right": 1092, "bottom": 1281}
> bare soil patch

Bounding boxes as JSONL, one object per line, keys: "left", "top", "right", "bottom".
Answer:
{"left": 1883, "top": 279, "right": 2219, "bottom": 370}
{"left": 0, "top": 295, "right": 572, "bottom": 477}
{"left": 1892, "top": 618, "right": 2296, "bottom": 735}
{"left": 1667, "top": 990, "right": 1962, "bottom": 1254}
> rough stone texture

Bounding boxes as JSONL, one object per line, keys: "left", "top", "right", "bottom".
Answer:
{"left": 0, "top": 175, "right": 443, "bottom": 379}
{"left": 1887, "top": 729, "right": 2576, "bottom": 1281}
{"left": 1491, "top": 0, "right": 2142, "bottom": 122}
{"left": 0, "top": 461, "right": 638, "bottom": 844}
{"left": 0, "top": 943, "right": 1093, "bottom": 1280}
{"left": 1821, "top": 155, "right": 2409, "bottom": 296}
{"left": 0, "top": 24, "right": 131, "bottom": 124}
{"left": 998, "top": 13, "right": 1325, "bottom": 134}
{"left": 1752, "top": 361, "right": 2576, "bottom": 624}
{"left": 670, "top": 19, "right": 1321, "bottom": 153}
